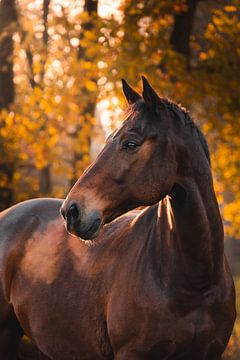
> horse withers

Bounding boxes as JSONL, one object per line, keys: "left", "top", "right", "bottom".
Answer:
{"left": 0, "top": 76, "right": 236, "bottom": 359}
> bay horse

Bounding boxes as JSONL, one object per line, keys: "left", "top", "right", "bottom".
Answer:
{"left": 0, "top": 76, "right": 236, "bottom": 359}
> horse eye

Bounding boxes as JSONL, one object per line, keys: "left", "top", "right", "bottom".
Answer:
{"left": 122, "top": 140, "right": 139, "bottom": 150}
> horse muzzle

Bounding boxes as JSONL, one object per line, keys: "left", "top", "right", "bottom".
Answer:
{"left": 60, "top": 202, "right": 102, "bottom": 240}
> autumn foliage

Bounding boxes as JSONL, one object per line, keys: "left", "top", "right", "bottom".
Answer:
{"left": 0, "top": 1, "right": 239, "bottom": 356}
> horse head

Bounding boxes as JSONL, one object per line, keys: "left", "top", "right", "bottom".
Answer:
{"left": 61, "top": 77, "right": 186, "bottom": 240}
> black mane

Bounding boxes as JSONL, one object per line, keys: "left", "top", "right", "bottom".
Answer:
{"left": 164, "top": 99, "right": 211, "bottom": 165}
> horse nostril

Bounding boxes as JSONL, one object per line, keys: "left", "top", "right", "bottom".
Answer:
{"left": 66, "top": 203, "right": 80, "bottom": 223}
{"left": 60, "top": 206, "right": 66, "bottom": 220}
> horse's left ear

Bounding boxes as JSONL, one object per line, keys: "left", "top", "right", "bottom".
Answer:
{"left": 142, "top": 76, "right": 164, "bottom": 114}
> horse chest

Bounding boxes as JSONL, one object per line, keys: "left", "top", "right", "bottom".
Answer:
{"left": 11, "top": 273, "right": 113, "bottom": 360}
{"left": 107, "top": 276, "right": 221, "bottom": 359}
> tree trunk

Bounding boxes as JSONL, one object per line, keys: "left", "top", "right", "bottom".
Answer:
{"left": 70, "top": 0, "right": 99, "bottom": 186}
{"left": 39, "top": 164, "right": 52, "bottom": 195}
{"left": 0, "top": 0, "right": 17, "bottom": 210}
{"left": 170, "top": 0, "right": 199, "bottom": 68}
{"left": 39, "top": 0, "right": 52, "bottom": 196}
{"left": 78, "top": 0, "right": 98, "bottom": 59}
{"left": 0, "top": 0, "right": 16, "bottom": 108}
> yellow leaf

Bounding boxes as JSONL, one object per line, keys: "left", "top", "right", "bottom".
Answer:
{"left": 199, "top": 52, "right": 207, "bottom": 60}
{"left": 224, "top": 5, "right": 237, "bottom": 12}
{"left": 85, "top": 80, "right": 97, "bottom": 92}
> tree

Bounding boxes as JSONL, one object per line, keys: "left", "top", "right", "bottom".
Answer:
{"left": 170, "top": 0, "right": 199, "bottom": 67}
{"left": 0, "top": 0, "right": 17, "bottom": 210}
{"left": 191, "top": 3, "right": 240, "bottom": 238}
{"left": 39, "top": 0, "right": 52, "bottom": 195}
{"left": 0, "top": 0, "right": 238, "bottom": 240}
{"left": 2, "top": 0, "right": 102, "bottom": 200}
{"left": 70, "top": 0, "right": 100, "bottom": 186}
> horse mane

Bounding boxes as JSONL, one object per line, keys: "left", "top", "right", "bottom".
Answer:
{"left": 164, "top": 99, "right": 211, "bottom": 166}
{"left": 128, "top": 99, "right": 211, "bottom": 166}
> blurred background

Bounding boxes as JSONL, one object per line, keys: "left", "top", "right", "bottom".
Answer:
{"left": 0, "top": 0, "right": 239, "bottom": 358}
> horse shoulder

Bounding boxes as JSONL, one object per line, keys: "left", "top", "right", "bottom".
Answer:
{"left": 0, "top": 198, "right": 64, "bottom": 301}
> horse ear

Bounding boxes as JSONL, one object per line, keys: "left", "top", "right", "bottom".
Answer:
{"left": 122, "top": 79, "right": 141, "bottom": 105}
{"left": 141, "top": 76, "right": 164, "bottom": 114}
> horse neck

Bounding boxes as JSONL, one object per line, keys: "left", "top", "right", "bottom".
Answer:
{"left": 156, "top": 151, "right": 224, "bottom": 290}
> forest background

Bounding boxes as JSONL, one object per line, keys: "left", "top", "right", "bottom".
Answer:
{"left": 0, "top": 0, "right": 239, "bottom": 358}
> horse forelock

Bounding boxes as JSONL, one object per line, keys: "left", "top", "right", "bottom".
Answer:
{"left": 122, "top": 100, "right": 149, "bottom": 133}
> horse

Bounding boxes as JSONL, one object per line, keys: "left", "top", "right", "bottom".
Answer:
{"left": 0, "top": 76, "right": 236, "bottom": 359}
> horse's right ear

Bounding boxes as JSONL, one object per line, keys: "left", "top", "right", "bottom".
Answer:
{"left": 122, "top": 79, "right": 141, "bottom": 105}
{"left": 142, "top": 76, "right": 164, "bottom": 114}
